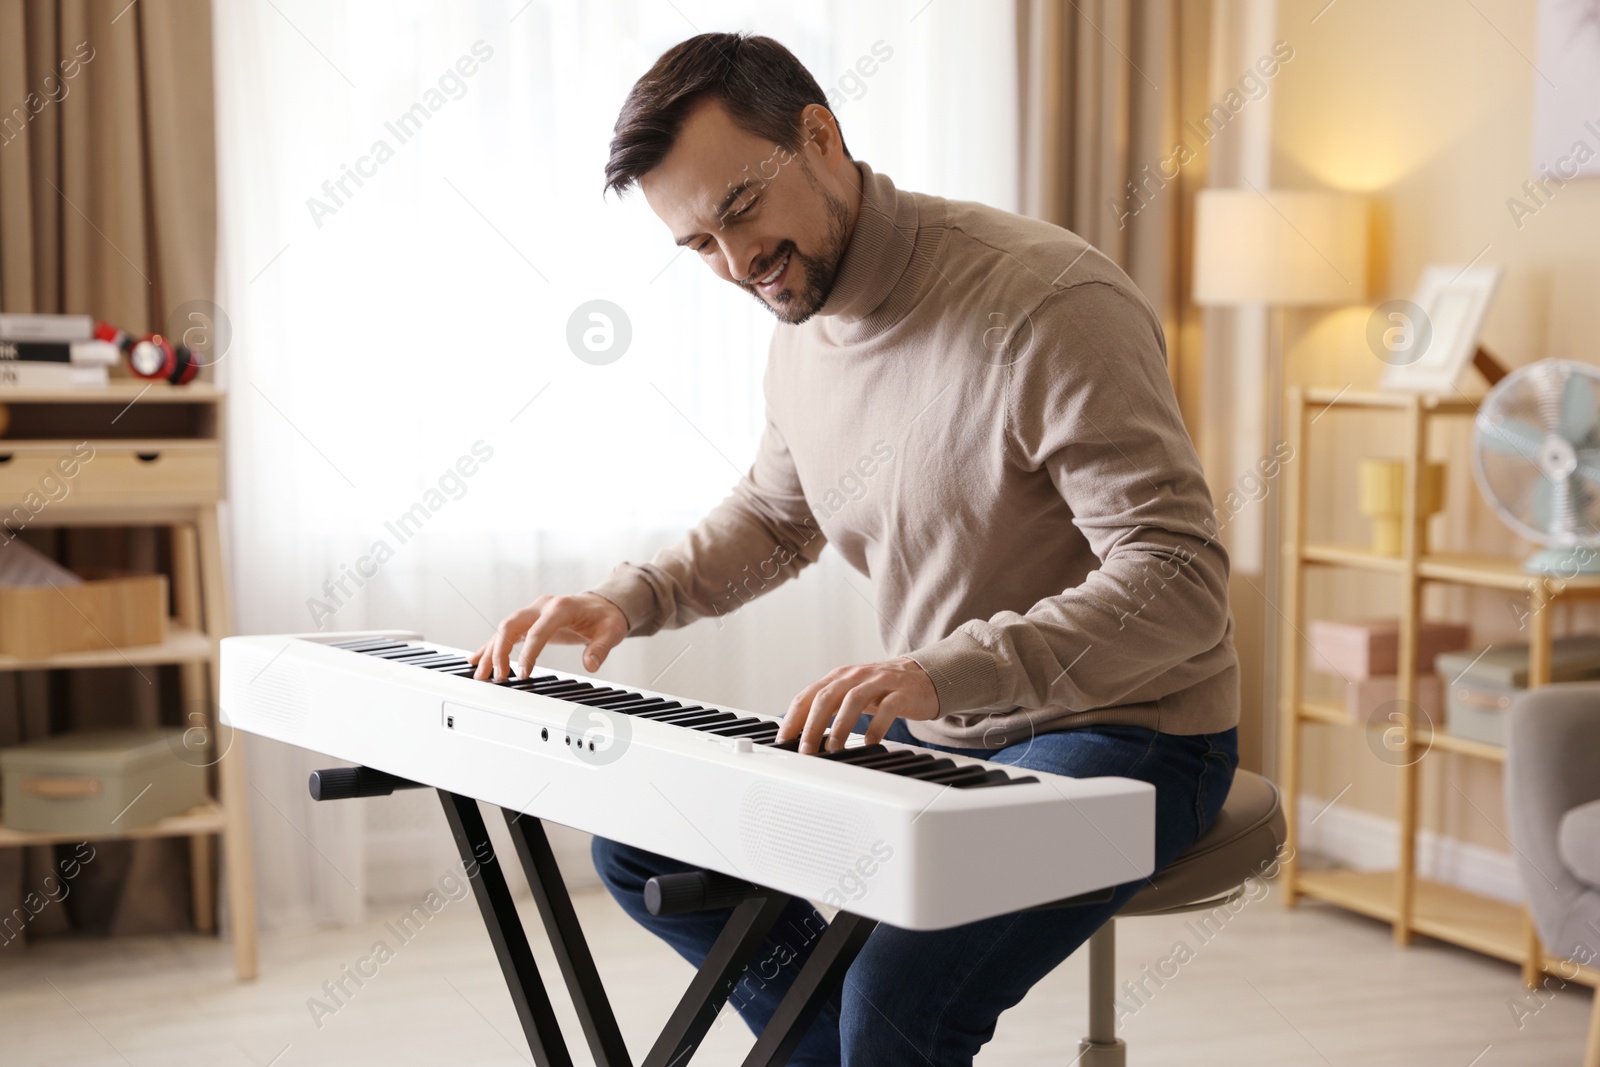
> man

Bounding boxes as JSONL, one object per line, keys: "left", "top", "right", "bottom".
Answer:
{"left": 471, "top": 32, "right": 1239, "bottom": 1067}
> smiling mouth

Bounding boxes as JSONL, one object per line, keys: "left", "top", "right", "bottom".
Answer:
{"left": 752, "top": 252, "right": 791, "bottom": 297}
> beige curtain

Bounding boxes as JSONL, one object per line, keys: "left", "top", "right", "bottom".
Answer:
{"left": 0, "top": 0, "right": 214, "bottom": 328}
{"left": 1015, "top": 0, "right": 1212, "bottom": 427}
{"left": 0, "top": 0, "right": 216, "bottom": 942}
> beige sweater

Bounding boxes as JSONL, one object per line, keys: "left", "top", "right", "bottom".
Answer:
{"left": 589, "top": 161, "right": 1239, "bottom": 746}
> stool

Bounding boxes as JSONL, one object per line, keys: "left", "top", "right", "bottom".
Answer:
{"left": 1077, "top": 769, "right": 1287, "bottom": 1066}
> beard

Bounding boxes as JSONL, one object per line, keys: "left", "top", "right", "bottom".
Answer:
{"left": 741, "top": 177, "right": 852, "bottom": 326}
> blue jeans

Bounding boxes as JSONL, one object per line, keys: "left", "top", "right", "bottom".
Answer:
{"left": 592, "top": 718, "right": 1238, "bottom": 1066}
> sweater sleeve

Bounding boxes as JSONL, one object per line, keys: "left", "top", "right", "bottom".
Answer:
{"left": 586, "top": 414, "right": 828, "bottom": 636}
{"left": 907, "top": 281, "right": 1233, "bottom": 716}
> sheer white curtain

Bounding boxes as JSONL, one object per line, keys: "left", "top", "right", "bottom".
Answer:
{"left": 212, "top": 0, "right": 1016, "bottom": 931}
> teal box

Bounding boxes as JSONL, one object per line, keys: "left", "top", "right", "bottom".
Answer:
{"left": 0, "top": 729, "right": 207, "bottom": 834}
{"left": 1435, "top": 635, "right": 1600, "bottom": 747}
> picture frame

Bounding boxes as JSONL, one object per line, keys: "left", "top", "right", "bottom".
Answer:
{"left": 1379, "top": 264, "right": 1503, "bottom": 394}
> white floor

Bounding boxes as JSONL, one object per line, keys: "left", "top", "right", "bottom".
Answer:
{"left": 0, "top": 882, "right": 1592, "bottom": 1067}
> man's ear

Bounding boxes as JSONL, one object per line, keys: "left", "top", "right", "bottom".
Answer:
{"left": 798, "top": 103, "right": 845, "bottom": 169}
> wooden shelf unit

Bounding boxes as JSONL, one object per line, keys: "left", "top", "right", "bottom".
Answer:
{"left": 0, "top": 802, "right": 227, "bottom": 847}
{"left": 1279, "top": 386, "right": 1596, "bottom": 992}
{"left": 0, "top": 624, "right": 213, "bottom": 671}
{"left": 0, "top": 383, "right": 257, "bottom": 979}
{"left": 1297, "top": 867, "right": 1531, "bottom": 963}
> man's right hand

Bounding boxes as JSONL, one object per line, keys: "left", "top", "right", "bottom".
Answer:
{"left": 468, "top": 592, "right": 629, "bottom": 682}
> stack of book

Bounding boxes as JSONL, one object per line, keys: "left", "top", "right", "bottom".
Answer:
{"left": 0, "top": 314, "right": 120, "bottom": 388}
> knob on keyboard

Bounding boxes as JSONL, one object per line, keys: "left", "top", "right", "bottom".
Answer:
{"left": 644, "top": 870, "right": 763, "bottom": 916}
{"left": 309, "top": 766, "right": 423, "bottom": 801}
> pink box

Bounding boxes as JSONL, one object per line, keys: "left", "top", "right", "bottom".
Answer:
{"left": 1344, "top": 673, "right": 1445, "bottom": 726}
{"left": 1308, "top": 617, "right": 1471, "bottom": 679}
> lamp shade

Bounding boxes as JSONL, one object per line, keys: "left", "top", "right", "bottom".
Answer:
{"left": 1192, "top": 189, "right": 1368, "bottom": 307}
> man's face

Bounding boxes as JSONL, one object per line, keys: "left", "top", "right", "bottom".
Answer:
{"left": 643, "top": 99, "right": 854, "bottom": 325}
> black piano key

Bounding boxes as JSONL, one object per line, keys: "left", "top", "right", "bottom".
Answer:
{"left": 816, "top": 743, "right": 889, "bottom": 763}
{"left": 892, "top": 758, "right": 962, "bottom": 780}
{"left": 761, "top": 731, "right": 843, "bottom": 751}
{"left": 875, "top": 754, "right": 938, "bottom": 774}
{"left": 660, "top": 713, "right": 729, "bottom": 730}
{"left": 335, "top": 639, "right": 409, "bottom": 652}
{"left": 505, "top": 674, "right": 561, "bottom": 687}
{"left": 917, "top": 765, "right": 993, "bottom": 787}
{"left": 864, "top": 751, "right": 934, "bottom": 767}
{"left": 368, "top": 647, "right": 440, "bottom": 660}
{"left": 635, "top": 710, "right": 712, "bottom": 726}
{"left": 848, "top": 750, "right": 927, "bottom": 771}
{"left": 605, "top": 699, "right": 682, "bottom": 716}
{"left": 955, "top": 769, "right": 1031, "bottom": 788}
{"left": 715, "top": 721, "right": 780, "bottom": 740}
{"left": 538, "top": 687, "right": 604, "bottom": 702}
{"left": 519, "top": 681, "right": 597, "bottom": 697}
{"left": 960, "top": 771, "right": 1036, "bottom": 790}
{"left": 593, "top": 694, "right": 666, "bottom": 709}
{"left": 442, "top": 667, "right": 480, "bottom": 677}
{"left": 601, "top": 700, "right": 678, "bottom": 716}
{"left": 408, "top": 655, "right": 470, "bottom": 669}
{"left": 627, "top": 703, "right": 695, "bottom": 719}
{"left": 702, "top": 717, "right": 769, "bottom": 736}
{"left": 634, "top": 707, "right": 712, "bottom": 723}
{"left": 527, "top": 680, "right": 600, "bottom": 695}
{"left": 654, "top": 712, "right": 725, "bottom": 730}
{"left": 567, "top": 689, "right": 636, "bottom": 706}
{"left": 583, "top": 691, "right": 654, "bottom": 707}
{"left": 606, "top": 697, "right": 681, "bottom": 712}
{"left": 683, "top": 713, "right": 744, "bottom": 731}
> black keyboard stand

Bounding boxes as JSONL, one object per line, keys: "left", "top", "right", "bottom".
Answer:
{"left": 438, "top": 789, "right": 578, "bottom": 1067}
{"left": 310, "top": 767, "right": 876, "bottom": 1067}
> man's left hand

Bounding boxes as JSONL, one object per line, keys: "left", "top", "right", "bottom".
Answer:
{"left": 776, "top": 657, "right": 939, "bottom": 754}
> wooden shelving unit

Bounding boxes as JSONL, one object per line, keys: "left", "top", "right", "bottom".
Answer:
{"left": 1279, "top": 386, "right": 1600, "bottom": 992}
{"left": 0, "top": 381, "right": 257, "bottom": 979}
{"left": 0, "top": 803, "right": 227, "bottom": 847}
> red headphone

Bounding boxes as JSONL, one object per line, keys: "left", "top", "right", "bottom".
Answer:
{"left": 94, "top": 321, "right": 199, "bottom": 384}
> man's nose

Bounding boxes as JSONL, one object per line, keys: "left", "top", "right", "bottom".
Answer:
{"left": 721, "top": 239, "right": 767, "bottom": 284}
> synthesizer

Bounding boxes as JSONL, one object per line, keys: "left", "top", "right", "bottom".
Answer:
{"left": 220, "top": 630, "right": 1155, "bottom": 930}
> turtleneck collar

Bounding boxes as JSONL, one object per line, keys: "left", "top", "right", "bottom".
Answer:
{"left": 812, "top": 160, "right": 945, "bottom": 344}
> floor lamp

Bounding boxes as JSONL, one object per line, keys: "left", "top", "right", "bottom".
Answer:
{"left": 1192, "top": 188, "right": 1368, "bottom": 773}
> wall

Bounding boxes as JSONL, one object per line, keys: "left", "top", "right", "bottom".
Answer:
{"left": 1270, "top": 0, "right": 1600, "bottom": 894}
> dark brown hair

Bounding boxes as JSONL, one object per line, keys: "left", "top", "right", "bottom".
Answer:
{"left": 604, "top": 33, "right": 848, "bottom": 197}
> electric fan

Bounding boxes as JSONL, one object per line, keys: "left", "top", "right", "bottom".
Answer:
{"left": 1473, "top": 359, "right": 1600, "bottom": 574}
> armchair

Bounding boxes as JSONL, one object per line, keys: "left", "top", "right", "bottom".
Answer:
{"left": 1506, "top": 681, "right": 1600, "bottom": 1067}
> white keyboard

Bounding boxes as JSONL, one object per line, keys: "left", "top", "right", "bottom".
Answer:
{"left": 220, "top": 630, "right": 1155, "bottom": 929}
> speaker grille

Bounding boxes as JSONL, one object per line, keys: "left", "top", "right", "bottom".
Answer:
{"left": 226, "top": 645, "right": 310, "bottom": 730}
{"left": 738, "top": 780, "right": 879, "bottom": 886}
